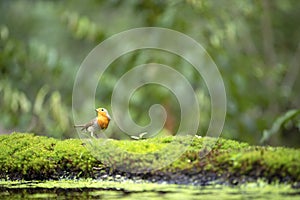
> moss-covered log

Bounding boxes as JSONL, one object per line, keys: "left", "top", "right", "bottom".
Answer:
{"left": 0, "top": 133, "right": 299, "bottom": 185}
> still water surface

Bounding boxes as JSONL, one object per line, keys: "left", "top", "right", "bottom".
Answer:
{"left": 1, "top": 180, "right": 299, "bottom": 199}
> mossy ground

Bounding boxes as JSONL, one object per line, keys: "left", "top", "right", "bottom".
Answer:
{"left": 0, "top": 133, "right": 300, "bottom": 186}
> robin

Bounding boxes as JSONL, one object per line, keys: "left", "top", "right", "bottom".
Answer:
{"left": 74, "top": 107, "right": 111, "bottom": 137}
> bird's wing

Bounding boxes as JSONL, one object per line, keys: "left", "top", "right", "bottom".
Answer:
{"left": 74, "top": 118, "right": 96, "bottom": 131}
{"left": 81, "top": 120, "right": 95, "bottom": 131}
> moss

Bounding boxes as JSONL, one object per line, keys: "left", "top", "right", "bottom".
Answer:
{"left": 0, "top": 132, "right": 300, "bottom": 185}
{"left": 0, "top": 133, "right": 101, "bottom": 180}
{"left": 109, "top": 138, "right": 167, "bottom": 154}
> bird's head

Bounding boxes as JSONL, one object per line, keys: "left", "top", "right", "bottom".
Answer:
{"left": 95, "top": 107, "right": 111, "bottom": 120}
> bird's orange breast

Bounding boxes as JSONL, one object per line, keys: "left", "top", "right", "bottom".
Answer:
{"left": 97, "top": 115, "right": 110, "bottom": 129}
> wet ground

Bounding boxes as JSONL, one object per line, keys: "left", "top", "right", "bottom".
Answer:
{"left": 1, "top": 180, "right": 300, "bottom": 200}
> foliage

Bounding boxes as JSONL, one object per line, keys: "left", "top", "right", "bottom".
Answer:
{"left": 261, "top": 109, "right": 300, "bottom": 144}
{"left": 0, "top": 1, "right": 300, "bottom": 145}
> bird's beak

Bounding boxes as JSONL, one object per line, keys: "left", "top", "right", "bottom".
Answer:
{"left": 95, "top": 109, "right": 98, "bottom": 112}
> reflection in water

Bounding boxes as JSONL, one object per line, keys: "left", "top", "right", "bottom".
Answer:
{"left": 0, "top": 181, "right": 299, "bottom": 200}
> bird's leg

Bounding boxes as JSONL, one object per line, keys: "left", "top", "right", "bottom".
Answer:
{"left": 91, "top": 131, "right": 95, "bottom": 138}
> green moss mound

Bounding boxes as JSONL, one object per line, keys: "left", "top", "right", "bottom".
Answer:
{"left": 0, "top": 133, "right": 98, "bottom": 180}
{"left": 0, "top": 133, "right": 299, "bottom": 185}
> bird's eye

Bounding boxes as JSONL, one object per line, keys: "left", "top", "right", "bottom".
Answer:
{"left": 101, "top": 108, "right": 104, "bottom": 111}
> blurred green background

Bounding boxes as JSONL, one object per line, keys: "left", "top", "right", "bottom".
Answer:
{"left": 0, "top": 0, "right": 299, "bottom": 147}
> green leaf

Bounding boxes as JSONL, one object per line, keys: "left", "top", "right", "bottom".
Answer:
{"left": 33, "top": 85, "right": 49, "bottom": 115}
{"left": 260, "top": 109, "right": 300, "bottom": 144}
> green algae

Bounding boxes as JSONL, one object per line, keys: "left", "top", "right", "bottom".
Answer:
{"left": 0, "top": 132, "right": 300, "bottom": 184}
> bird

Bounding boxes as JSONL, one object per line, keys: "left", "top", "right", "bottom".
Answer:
{"left": 74, "top": 107, "right": 111, "bottom": 137}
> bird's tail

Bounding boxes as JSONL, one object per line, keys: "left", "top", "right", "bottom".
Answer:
{"left": 74, "top": 125, "right": 86, "bottom": 131}
{"left": 74, "top": 125, "right": 84, "bottom": 127}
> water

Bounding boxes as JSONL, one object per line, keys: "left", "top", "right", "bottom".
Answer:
{"left": 1, "top": 180, "right": 299, "bottom": 199}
